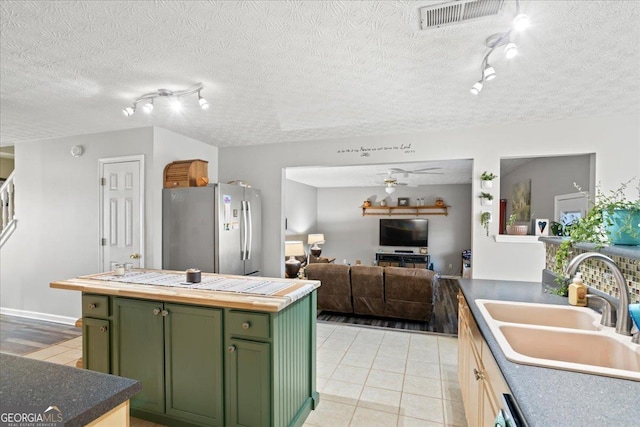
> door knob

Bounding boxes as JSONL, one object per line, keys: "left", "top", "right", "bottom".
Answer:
{"left": 228, "top": 345, "right": 236, "bottom": 353}
{"left": 130, "top": 253, "right": 141, "bottom": 259}
{"left": 153, "top": 308, "right": 161, "bottom": 316}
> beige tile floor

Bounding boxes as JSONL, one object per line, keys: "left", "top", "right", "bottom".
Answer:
{"left": 305, "top": 323, "right": 466, "bottom": 427}
{"left": 24, "top": 323, "right": 466, "bottom": 427}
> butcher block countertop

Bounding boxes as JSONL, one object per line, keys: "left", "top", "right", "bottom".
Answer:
{"left": 50, "top": 269, "right": 320, "bottom": 313}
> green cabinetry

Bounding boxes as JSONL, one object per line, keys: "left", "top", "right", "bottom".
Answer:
{"left": 80, "top": 289, "right": 318, "bottom": 427}
{"left": 113, "top": 298, "right": 224, "bottom": 426}
{"left": 81, "top": 294, "right": 111, "bottom": 374}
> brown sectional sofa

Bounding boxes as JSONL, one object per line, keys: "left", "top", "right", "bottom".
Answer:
{"left": 306, "top": 263, "right": 436, "bottom": 321}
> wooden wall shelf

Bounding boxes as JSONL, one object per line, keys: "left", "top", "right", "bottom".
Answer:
{"left": 361, "top": 205, "right": 449, "bottom": 216}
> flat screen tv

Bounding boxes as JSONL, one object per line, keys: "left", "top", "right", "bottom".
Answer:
{"left": 379, "top": 219, "right": 428, "bottom": 247}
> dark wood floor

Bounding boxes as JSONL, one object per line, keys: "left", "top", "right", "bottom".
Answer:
{"left": 0, "top": 315, "right": 81, "bottom": 356}
{"left": 317, "top": 277, "right": 460, "bottom": 336}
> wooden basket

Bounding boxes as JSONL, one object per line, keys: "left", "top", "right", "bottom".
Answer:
{"left": 163, "top": 159, "right": 209, "bottom": 188}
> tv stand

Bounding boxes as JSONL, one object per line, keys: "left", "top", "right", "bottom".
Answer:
{"left": 376, "top": 253, "right": 431, "bottom": 269}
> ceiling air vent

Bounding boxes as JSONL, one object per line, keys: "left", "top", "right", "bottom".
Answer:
{"left": 419, "top": 0, "right": 505, "bottom": 30}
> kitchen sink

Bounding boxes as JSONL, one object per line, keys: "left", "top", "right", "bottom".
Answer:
{"left": 476, "top": 299, "right": 640, "bottom": 381}
{"left": 477, "top": 300, "right": 602, "bottom": 331}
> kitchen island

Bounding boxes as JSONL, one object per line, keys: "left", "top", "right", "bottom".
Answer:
{"left": 0, "top": 353, "right": 141, "bottom": 426}
{"left": 458, "top": 278, "right": 640, "bottom": 426}
{"left": 51, "top": 269, "right": 321, "bottom": 427}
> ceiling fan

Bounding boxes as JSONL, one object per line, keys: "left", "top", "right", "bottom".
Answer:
{"left": 380, "top": 173, "right": 408, "bottom": 194}
{"left": 378, "top": 167, "right": 444, "bottom": 178}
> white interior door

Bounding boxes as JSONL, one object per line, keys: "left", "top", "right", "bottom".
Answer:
{"left": 100, "top": 157, "right": 144, "bottom": 272}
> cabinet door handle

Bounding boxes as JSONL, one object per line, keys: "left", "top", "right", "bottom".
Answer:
{"left": 242, "top": 321, "right": 251, "bottom": 330}
{"left": 161, "top": 309, "right": 169, "bottom": 317}
{"left": 99, "top": 326, "right": 108, "bottom": 333}
{"left": 228, "top": 345, "right": 236, "bottom": 353}
{"left": 153, "top": 308, "right": 161, "bottom": 316}
{"left": 88, "top": 303, "right": 96, "bottom": 310}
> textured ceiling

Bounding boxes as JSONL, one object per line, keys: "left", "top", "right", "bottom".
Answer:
{"left": 1, "top": 1, "right": 639, "bottom": 148}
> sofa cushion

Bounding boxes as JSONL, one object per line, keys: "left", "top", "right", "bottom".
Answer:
{"left": 350, "top": 265, "right": 384, "bottom": 316}
{"left": 306, "top": 263, "right": 353, "bottom": 313}
{"left": 383, "top": 267, "right": 435, "bottom": 321}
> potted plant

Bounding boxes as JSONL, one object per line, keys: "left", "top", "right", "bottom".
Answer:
{"left": 479, "top": 192, "right": 494, "bottom": 206}
{"left": 552, "top": 178, "right": 640, "bottom": 295}
{"left": 480, "top": 171, "right": 498, "bottom": 189}
{"left": 481, "top": 211, "right": 491, "bottom": 236}
{"left": 506, "top": 213, "right": 528, "bottom": 235}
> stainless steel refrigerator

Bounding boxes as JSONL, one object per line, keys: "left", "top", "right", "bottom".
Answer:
{"left": 162, "top": 184, "right": 262, "bottom": 275}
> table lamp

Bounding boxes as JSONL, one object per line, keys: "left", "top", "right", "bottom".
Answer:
{"left": 307, "top": 234, "right": 325, "bottom": 258}
{"left": 285, "top": 241, "right": 305, "bottom": 278}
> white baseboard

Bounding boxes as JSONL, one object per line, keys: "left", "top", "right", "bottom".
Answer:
{"left": 0, "top": 307, "right": 77, "bottom": 326}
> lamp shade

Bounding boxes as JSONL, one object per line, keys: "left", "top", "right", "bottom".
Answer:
{"left": 307, "top": 234, "right": 325, "bottom": 245}
{"left": 285, "top": 241, "right": 305, "bottom": 257}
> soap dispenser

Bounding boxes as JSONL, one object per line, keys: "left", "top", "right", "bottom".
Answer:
{"left": 568, "top": 273, "right": 587, "bottom": 307}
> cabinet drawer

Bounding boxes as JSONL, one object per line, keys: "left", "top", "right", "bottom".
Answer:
{"left": 82, "top": 294, "right": 110, "bottom": 317}
{"left": 227, "top": 311, "right": 270, "bottom": 339}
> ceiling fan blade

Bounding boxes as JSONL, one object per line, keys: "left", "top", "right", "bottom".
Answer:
{"left": 396, "top": 182, "right": 409, "bottom": 186}
{"left": 411, "top": 171, "right": 444, "bottom": 175}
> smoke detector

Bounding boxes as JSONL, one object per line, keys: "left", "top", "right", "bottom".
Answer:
{"left": 419, "top": 0, "right": 506, "bottom": 30}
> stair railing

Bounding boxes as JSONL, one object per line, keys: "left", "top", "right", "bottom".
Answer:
{"left": 0, "top": 171, "right": 17, "bottom": 248}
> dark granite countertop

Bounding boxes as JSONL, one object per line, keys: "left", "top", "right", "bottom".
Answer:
{"left": 0, "top": 354, "right": 141, "bottom": 426}
{"left": 458, "top": 278, "right": 640, "bottom": 427}
{"left": 539, "top": 236, "right": 640, "bottom": 260}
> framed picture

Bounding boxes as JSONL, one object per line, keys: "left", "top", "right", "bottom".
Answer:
{"left": 534, "top": 218, "right": 550, "bottom": 236}
{"left": 398, "top": 197, "right": 410, "bottom": 206}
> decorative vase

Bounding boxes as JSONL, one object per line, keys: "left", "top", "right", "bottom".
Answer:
{"left": 481, "top": 198, "right": 493, "bottom": 206}
{"left": 604, "top": 209, "right": 640, "bottom": 245}
{"left": 481, "top": 180, "right": 493, "bottom": 189}
{"left": 363, "top": 200, "right": 371, "bottom": 208}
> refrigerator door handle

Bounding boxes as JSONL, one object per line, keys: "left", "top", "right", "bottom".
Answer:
{"left": 247, "top": 201, "right": 252, "bottom": 259}
{"left": 241, "top": 201, "right": 248, "bottom": 260}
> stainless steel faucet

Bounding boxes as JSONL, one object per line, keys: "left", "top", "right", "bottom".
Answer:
{"left": 566, "top": 252, "right": 632, "bottom": 336}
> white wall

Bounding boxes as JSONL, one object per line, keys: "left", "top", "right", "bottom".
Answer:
{"left": 218, "top": 113, "right": 640, "bottom": 280}
{"left": 0, "top": 126, "right": 218, "bottom": 321}
{"left": 316, "top": 184, "right": 471, "bottom": 274}
{"left": 0, "top": 127, "right": 153, "bottom": 321}
{"left": 284, "top": 178, "right": 318, "bottom": 240}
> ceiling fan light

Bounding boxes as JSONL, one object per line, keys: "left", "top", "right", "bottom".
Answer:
{"left": 470, "top": 81, "right": 483, "bottom": 95}
{"left": 513, "top": 13, "right": 530, "bottom": 31}
{"left": 483, "top": 64, "right": 496, "bottom": 81}
{"left": 505, "top": 42, "right": 518, "bottom": 59}
{"left": 122, "top": 106, "right": 134, "bottom": 117}
{"left": 385, "top": 186, "right": 395, "bottom": 194}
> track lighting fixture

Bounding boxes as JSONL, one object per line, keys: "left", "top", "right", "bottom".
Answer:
{"left": 122, "top": 83, "right": 208, "bottom": 117}
{"left": 469, "top": 0, "right": 528, "bottom": 95}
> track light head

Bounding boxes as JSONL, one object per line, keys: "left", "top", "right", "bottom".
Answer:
{"left": 513, "top": 13, "right": 530, "bottom": 31}
{"left": 505, "top": 42, "right": 518, "bottom": 59}
{"left": 170, "top": 99, "right": 182, "bottom": 112}
{"left": 142, "top": 101, "right": 154, "bottom": 114}
{"left": 470, "top": 81, "right": 483, "bottom": 95}
{"left": 122, "top": 106, "right": 135, "bottom": 116}
{"left": 483, "top": 64, "right": 496, "bottom": 81}
{"left": 198, "top": 93, "right": 209, "bottom": 110}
